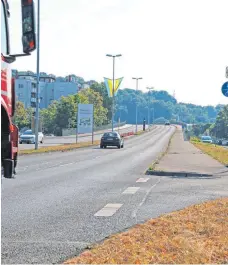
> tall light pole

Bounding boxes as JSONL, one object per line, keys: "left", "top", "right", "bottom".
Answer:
{"left": 35, "top": 0, "right": 40, "bottom": 150}
{"left": 146, "top": 87, "right": 154, "bottom": 130}
{"left": 132, "top": 77, "right": 143, "bottom": 133}
{"left": 106, "top": 54, "right": 122, "bottom": 132}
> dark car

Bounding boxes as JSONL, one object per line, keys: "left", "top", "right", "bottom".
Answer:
{"left": 100, "top": 132, "right": 124, "bottom": 149}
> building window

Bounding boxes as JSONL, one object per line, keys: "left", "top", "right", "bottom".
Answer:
{"left": 32, "top": 83, "right": 36, "bottom": 88}
{"left": 31, "top": 92, "right": 36, "bottom": 98}
{"left": 19, "top": 84, "right": 24, "bottom": 88}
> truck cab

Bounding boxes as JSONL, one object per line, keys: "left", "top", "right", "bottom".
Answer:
{"left": 1, "top": 0, "right": 36, "bottom": 178}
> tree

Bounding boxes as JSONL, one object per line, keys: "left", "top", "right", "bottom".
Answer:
{"left": 40, "top": 101, "right": 58, "bottom": 134}
{"left": 212, "top": 105, "right": 228, "bottom": 138}
{"left": 55, "top": 96, "right": 77, "bottom": 135}
{"left": 79, "top": 88, "right": 108, "bottom": 126}
{"left": 13, "top": 101, "right": 29, "bottom": 129}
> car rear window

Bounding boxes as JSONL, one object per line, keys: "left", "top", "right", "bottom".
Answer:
{"left": 103, "top": 133, "right": 118, "bottom": 137}
{"left": 23, "top": 130, "right": 33, "bottom": 135}
{"left": 201, "top": 136, "right": 211, "bottom": 140}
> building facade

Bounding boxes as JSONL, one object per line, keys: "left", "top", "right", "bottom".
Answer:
{"left": 13, "top": 70, "right": 79, "bottom": 109}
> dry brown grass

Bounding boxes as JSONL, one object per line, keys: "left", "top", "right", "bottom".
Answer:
{"left": 19, "top": 140, "right": 100, "bottom": 155}
{"left": 191, "top": 141, "right": 228, "bottom": 165}
{"left": 65, "top": 198, "right": 228, "bottom": 264}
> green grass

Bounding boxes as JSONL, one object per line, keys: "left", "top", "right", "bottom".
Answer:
{"left": 19, "top": 140, "right": 100, "bottom": 155}
{"left": 191, "top": 140, "right": 228, "bottom": 165}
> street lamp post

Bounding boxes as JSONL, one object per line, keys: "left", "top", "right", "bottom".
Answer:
{"left": 132, "top": 77, "right": 143, "bottom": 133}
{"left": 35, "top": 0, "right": 40, "bottom": 150}
{"left": 106, "top": 54, "right": 122, "bottom": 132}
{"left": 146, "top": 87, "right": 154, "bottom": 130}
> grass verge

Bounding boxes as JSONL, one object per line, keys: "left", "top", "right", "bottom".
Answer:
{"left": 191, "top": 140, "right": 228, "bottom": 165}
{"left": 64, "top": 198, "right": 228, "bottom": 264}
{"left": 19, "top": 140, "right": 100, "bottom": 155}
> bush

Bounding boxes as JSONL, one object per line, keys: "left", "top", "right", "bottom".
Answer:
{"left": 190, "top": 136, "right": 200, "bottom": 142}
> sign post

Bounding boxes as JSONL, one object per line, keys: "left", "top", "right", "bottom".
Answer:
{"left": 226, "top": 66, "right": 228, "bottom": 78}
{"left": 77, "top": 104, "right": 94, "bottom": 143}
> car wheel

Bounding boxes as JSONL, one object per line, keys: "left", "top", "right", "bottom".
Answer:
{"left": 121, "top": 144, "right": 124, "bottom": 148}
{"left": 19, "top": 141, "right": 22, "bottom": 144}
{"left": 100, "top": 145, "right": 103, "bottom": 148}
{"left": 40, "top": 139, "right": 43, "bottom": 144}
{"left": 118, "top": 144, "right": 121, "bottom": 149}
{"left": 104, "top": 145, "right": 107, "bottom": 149}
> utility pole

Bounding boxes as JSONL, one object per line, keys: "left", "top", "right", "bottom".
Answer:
{"left": 106, "top": 54, "right": 122, "bottom": 132}
{"left": 35, "top": 0, "right": 40, "bottom": 150}
{"left": 146, "top": 87, "right": 154, "bottom": 130}
{"left": 132, "top": 77, "right": 143, "bottom": 134}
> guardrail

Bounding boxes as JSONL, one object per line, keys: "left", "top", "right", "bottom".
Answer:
{"left": 62, "top": 121, "right": 127, "bottom": 136}
{"left": 120, "top": 131, "right": 134, "bottom": 138}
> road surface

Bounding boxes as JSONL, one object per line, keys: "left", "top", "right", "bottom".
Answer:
{"left": 2, "top": 125, "right": 227, "bottom": 264}
{"left": 18, "top": 124, "right": 142, "bottom": 150}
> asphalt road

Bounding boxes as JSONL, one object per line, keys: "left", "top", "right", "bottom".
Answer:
{"left": 18, "top": 124, "right": 142, "bottom": 150}
{"left": 2, "top": 125, "right": 227, "bottom": 264}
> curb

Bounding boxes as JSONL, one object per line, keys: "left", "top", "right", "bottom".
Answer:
{"left": 146, "top": 170, "right": 214, "bottom": 178}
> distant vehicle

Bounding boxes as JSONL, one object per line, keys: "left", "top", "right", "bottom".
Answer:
{"left": 216, "top": 139, "right": 223, "bottom": 145}
{"left": 45, "top": 133, "right": 54, "bottom": 137}
{"left": 19, "top": 130, "right": 44, "bottom": 144}
{"left": 222, "top": 139, "right": 228, "bottom": 146}
{"left": 100, "top": 132, "right": 124, "bottom": 149}
{"left": 165, "top": 121, "right": 170, "bottom": 125}
{"left": 201, "top": 135, "right": 212, "bottom": 143}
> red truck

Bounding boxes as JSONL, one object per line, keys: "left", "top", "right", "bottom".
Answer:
{"left": 1, "top": 0, "right": 36, "bottom": 178}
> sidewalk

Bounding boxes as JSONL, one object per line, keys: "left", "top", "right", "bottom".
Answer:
{"left": 153, "top": 127, "right": 227, "bottom": 176}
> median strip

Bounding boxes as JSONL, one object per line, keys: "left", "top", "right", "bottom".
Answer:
{"left": 18, "top": 141, "right": 100, "bottom": 155}
{"left": 65, "top": 198, "right": 228, "bottom": 264}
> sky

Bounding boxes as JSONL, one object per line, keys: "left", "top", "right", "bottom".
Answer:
{"left": 8, "top": 0, "right": 228, "bottom": 106}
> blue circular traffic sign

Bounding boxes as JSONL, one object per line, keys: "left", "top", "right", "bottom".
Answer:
{"left": 221, "top": 81, "right": 228, "bottom": 97}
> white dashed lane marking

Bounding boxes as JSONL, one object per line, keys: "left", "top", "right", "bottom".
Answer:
{"left": 94, "top": 203, "right": 123, "bottom": 217}
{"left": 59, "top": 162, "right": 74, "bottom": 167}
{"left": 122, "top": 187, "right": 140, "bottom": 194}
{"left": 136, "top": 177, "right": 150, "bottom": 183}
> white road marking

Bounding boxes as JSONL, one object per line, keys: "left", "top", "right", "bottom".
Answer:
{"left": 94, "top": 203, "right": 123, "bottom": 217}
{"left": 136, "top": 177, "right": 150, "bottom": 183}
{"left": 122, "top": 187, "right": 140, "bottom": 194}
{"left": 59, "top": 162, "right": 73, "bottom": 167}
{"left": 132, "top": 177, "right": 161, "bottom": 219}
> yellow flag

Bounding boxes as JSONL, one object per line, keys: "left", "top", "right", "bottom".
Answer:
{"left": 104, "top": 77, "right": 123, "bottom": 97}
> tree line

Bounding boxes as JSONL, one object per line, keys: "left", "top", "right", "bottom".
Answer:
{"left": 13, "top": 82, "right": 227, "bottom": 137}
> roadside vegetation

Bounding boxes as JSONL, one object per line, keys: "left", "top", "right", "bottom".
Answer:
{"left": 65, "top": 198, "right": 228, "bottom": 264}
{"left": 191, "top": 137, "right": 228, "bottom": 165}
{"left": 19, "top": 141, "right": 100, "bottom": 155}
{"left": 13, "top": 81, "right": 226, "bottom": 137}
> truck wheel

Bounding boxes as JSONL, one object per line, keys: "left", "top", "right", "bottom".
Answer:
{"left": 2, "top": 159, "right": 14, "bottom": 179}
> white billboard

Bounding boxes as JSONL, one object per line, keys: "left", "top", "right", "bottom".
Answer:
{"left": 77, "top": 104, "right": 94, "bottom": 134}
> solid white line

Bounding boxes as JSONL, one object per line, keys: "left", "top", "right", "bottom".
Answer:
{"left": 94, "top": 203, "right": 122, "bottom": 217}
{"left": 122, "top": 187, "right": 140, "bottom": 194}
{"left": 136, "top": 177, "right": 150, "bottom": 183}
{"left": 131, "top": 177, "right": 161, "bottom": 219}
